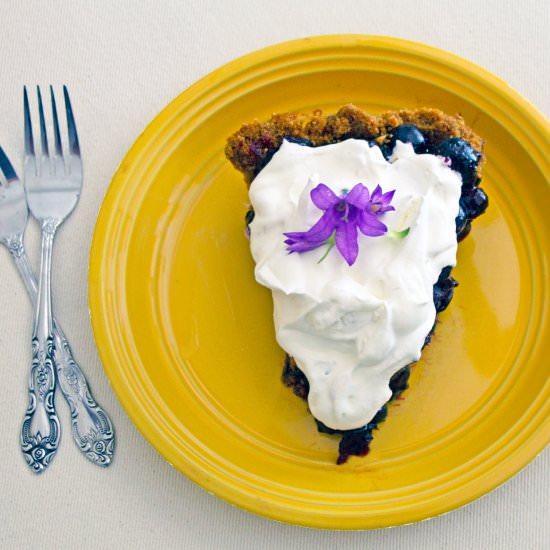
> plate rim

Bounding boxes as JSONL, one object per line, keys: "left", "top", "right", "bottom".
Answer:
{"left": 89, "top": 34, "right": 550, "bottom": 529}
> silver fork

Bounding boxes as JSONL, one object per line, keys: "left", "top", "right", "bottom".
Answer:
{"left": 0, "top": 145, "right": 115, "bottom": 471}
{"left": 12, "top": 85, "right": 114, "bottom": 472}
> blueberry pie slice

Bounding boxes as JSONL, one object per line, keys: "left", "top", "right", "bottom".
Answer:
{"left": 226, "top": 105, "right": 488, "bottom": 464}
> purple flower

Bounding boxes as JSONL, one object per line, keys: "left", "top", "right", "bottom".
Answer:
{"left": 284, "top": 183, "right": 395, "bottom": 266}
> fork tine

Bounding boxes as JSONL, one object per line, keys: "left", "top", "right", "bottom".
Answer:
{"left": 0, "top": 146, "right": 19, "bottom": 183}
{"left": 50, "top": 86, "right": 63, "bottom": 157}
{"left": 23, "top": 86, "right": 35, "bottom": 156}
{"left": 37, "top": 86, "right": 49, "bottom": 157}
{"left": 63, "top": 86, "right": 80, "bottom": 156}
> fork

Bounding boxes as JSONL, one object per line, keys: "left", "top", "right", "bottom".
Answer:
{"left": 0, "top": 144, "right": 115, "bottom": 471}
{"left": 15, "top": 85, "right": 113, "bottom": 472}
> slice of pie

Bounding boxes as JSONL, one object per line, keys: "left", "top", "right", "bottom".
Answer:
{"left": 225, "top": 104, "right": 488, "bottom": 464}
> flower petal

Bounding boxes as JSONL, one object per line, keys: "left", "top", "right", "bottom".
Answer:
{"left": 345, "top": 183, "right": 370, "bottom": 209}
{"left": 377, "top": 204, "right": 395, "bottom": 214}
{"left": 284, "top": 210, "right": 337, "bottom": 243}
{"left": 310, "top": 184, "right": 339, "bottom": 210}
{"left": 370, "top": 185, "right": 383, "bottom": 202}
{"left": 335, "top": 222, "right": 359, "bottom": 265}
{"left": 381, "top": 189, "right": 396, "bottom": 206}
{"left": 286, "top": 240, "right": 322, "bottom": 253}
{"left": 358, "top": 212, "right": 388, "bottom": 236}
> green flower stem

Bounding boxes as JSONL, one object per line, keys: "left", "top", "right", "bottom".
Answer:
{"left": 318, "top": 232, "right": 336, "bottom": 263}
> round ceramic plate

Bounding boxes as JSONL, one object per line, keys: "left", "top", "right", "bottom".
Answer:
{"left": 89, "top": 35, "right": 549, "bottom": 529}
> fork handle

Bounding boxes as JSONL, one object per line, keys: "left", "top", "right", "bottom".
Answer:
{"left": 53, "top": 324, "right": 115, "bottom": 466}
{"left": 21, "top": 226, "right": 60, "bottom": 472}
{"left": 21, "top": 334, "right": 59, "bottom": 473}
{"left": 10, "top": 236, "right": 115, "bottom": 467}
{"left": 21, "top": 333, "right": 59, "bottom": 472}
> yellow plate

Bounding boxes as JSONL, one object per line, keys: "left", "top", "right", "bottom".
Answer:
{"left": 89, "top": 35, "right": 550, "bottom": 529}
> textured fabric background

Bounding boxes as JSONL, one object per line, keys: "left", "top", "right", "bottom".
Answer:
{"left": 0, "top": 1, "right": 548, "bottom": 549}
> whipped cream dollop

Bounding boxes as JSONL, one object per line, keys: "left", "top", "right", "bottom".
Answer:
{"left": 248, "top": 139, "right": 462, "bottom": 430}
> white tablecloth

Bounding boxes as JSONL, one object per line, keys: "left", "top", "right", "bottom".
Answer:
{"left": 0, "top": 1, "right": 548, "bottom": 548}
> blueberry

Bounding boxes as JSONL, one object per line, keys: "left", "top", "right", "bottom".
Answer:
{"left": 460, "top": 187, "right": 488, "bottom": 219}
{"left": 284, "top": 136, "right": 313, "bottom": 146}
{"left": 380, "top": 145, "right": 393, "bottom": 161}
{"left": 436, "top": 138, "right": 481, "bottom": 187}
{"left": 457, "top": 220, "right": 472, "bottom": 242}
{"left": 424, "top": 324, "right": 436, "bottom": 346}
{"left": 433, "top": 284, "right": 452, "bottom": 312}
{"left": 438, "top": 266, "right": 453, "bottom": 281}
{"left": 389, "top": 367, "right": 410, "bottom": 399}
{"left": 370, "top": 404, "right": 388, "bottom": 426}
{"left": 245, "top": 208, "right": 255, "bottom": 226}
{"left": 434, "top": 279, "right": 456, "bottom": 313}
{"left": 282, "top": 355, "right": 309, "bottom": 400}
{"left": 315, "top": 419, "right": 339, "bottom": 435}
{"left": 370, "top": 139, "right": 393, "bottom": 161}
{"left": 337, "top": 429, "right": 373, "bottom": 464}
{"left": 433, "top": 270, "right": 458, "bottom": 312}
{"left": 455, "top": 205, "right": 468, "bottom": 235}
{"left": 387, "top": 125, "right": 427, "bottom": 155}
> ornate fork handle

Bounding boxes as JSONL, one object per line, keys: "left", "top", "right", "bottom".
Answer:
{"left": 21, "top": 224, "right": 60, "bottom": 472}
{"left": 54, "top": 324, "right": 114, "bottom": 465}
{"left": 9, "top": 232, "right": 114, "bottom": 467}
{"left": 21, "top": 333, "right": 59, "bottom": 473}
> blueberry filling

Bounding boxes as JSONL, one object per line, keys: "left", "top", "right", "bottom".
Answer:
{"left": 284, "top": 136, "right": 314, "bottom": 147}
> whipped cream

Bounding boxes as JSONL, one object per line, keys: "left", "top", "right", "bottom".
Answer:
{"left": 248, "top": 139, "right": 461, "bottom": 430}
